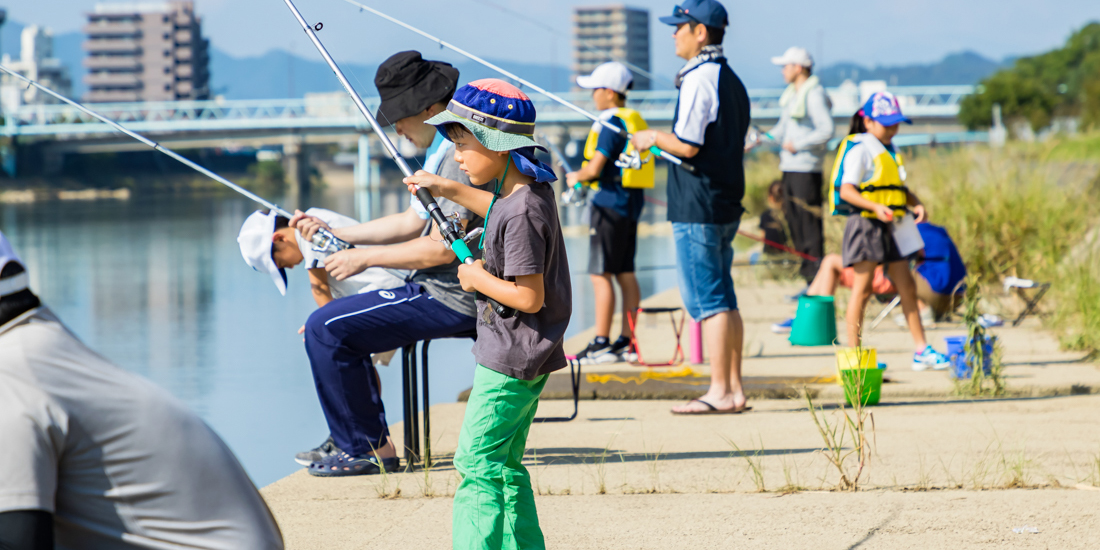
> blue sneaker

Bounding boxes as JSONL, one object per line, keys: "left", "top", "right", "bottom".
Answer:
{"left": 912, "top": 345, "right": 951, "bottom": 371}
{"left": 771, "top": 318, "right": 794, "bottom": 334}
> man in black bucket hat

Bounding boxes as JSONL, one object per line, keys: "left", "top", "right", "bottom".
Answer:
{"left": 286, "top": 51, "right": 488, "bottom": 477}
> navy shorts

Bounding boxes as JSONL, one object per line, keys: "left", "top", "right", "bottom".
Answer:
{"left": 672, "top": 221, "right": 740, "bottom": 321}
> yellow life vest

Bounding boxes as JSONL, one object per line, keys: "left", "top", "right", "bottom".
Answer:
{"left": 582, "top": 107, "right": 655, "bottom": 189}
{"left": 828, "top": 133, "right": 909, "bottom": 218}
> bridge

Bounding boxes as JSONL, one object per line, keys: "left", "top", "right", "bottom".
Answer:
{"left": 3, "top": 85, "right": 975, "bottom": 140}
{"left": 0, "top": 85, "right": 981, "bottom": 205}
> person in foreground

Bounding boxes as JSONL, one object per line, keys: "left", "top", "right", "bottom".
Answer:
{"left": 404, "top": 78, "right": 570, "bottom": 550}
{"left": 631, "top": 0, "right": 752, "bottom": 414}
{"left": 566, "top": 61, "right": 648, "bottom": 364}
{"left": 0, "top": 232, "right": 283, "bottom": 550}
{"left": 831, "top": 91, "right": 951, "bottom": 370}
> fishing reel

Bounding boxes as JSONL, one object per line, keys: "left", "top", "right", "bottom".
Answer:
{"left": 561, "top": 183, "right": 589, "bottom": 207}
{"left": 310, "top": 227, "right": 352, "bottom": 255}
{"left": 615, "top": 150, "right": 651, "bottom": 171}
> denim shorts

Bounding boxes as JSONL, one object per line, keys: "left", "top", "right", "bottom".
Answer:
{"left": 672, "top": 221, "right": 740, "bottom": 321}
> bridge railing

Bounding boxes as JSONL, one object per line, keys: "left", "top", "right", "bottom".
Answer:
{"left": 2, "top": 86, "right": 975, "bottom": 137}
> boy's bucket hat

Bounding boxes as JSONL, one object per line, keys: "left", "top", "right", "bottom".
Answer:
{"left": 426, "top": 79, "right": 544, "bottom": 152}
{"left": 576, "top": 62, "right": 634, "bottom": 94}
{"left": 238, "top": 210, "right": 288, "bottom": 296}
{"left": 659, "top": 0, "right": 729, "bottom": 28}
{"left": 426, "top": 79, "right": 556, "bottom": 183}
{"left": 0, "top": 231, "right": 30, "bottom": 299}
{"left": 374, "top": 51, "right": 460, "bottom": 127}
{"left": 861, "top": 91, "right": 912, "bottom": 127}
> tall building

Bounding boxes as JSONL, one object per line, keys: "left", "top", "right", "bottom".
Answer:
{"left": 0, "top": 25, "right": 73, "bottom": 113}
{"left": 83, "top": 1, "right": 210, "bottom": 103}
{"left": 573, "top": 5, "right": 650, "bottom": 91}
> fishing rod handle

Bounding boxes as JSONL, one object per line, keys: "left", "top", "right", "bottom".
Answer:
{"left": 650, "top": 146, "right": 697, "bottom": 174}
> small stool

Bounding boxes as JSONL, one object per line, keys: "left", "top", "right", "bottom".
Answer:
{"left": 626, "top": 307, "right": 686, "bottom": 367}
{"left": 532, "top": 356, "right": 582, "bottom": 424}
{"left": 401, "top": 328, "right": 477, "bottom": 469}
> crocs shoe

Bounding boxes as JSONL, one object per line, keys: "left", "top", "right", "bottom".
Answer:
{"left": 912, "top": 345, "right": 951, "bottom": 371}
{"left": 771, "top": 318, "right": 794, "bottom": 334}
{"left": 307, "top": 450, "right": 400, "bottom": 477}
{"left": 295, "top": 435, "right": 341, "bottom": 466}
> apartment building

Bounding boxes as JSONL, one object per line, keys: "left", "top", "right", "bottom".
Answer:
{"left": 0, "top": 25, "right": 73, "bottom": 113}
{"left": 83, "top": 1, "right": 210, "bottom": 103}
{"left": 573, "top": 5, "right": 650, "bottom": 91}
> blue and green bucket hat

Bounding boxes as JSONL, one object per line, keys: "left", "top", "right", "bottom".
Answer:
{"left": 427, "top": 78, "right": 556, "bottom": 182}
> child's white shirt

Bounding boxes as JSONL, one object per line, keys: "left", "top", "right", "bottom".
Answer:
{"left": 839, "top": 134, "right": 880, "bottom": 187}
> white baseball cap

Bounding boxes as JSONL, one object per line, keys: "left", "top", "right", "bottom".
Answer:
{"left": 238, "top": 210, "right": 288, "bottom": 296}
{"left": 576, "top": 62, "right": 634, "bottom": 95}
{"left": 0, "top": 231, "right": 30, "bottom": 298}
{"left": 771, "top": 47, "right": 814, "bottom": 68}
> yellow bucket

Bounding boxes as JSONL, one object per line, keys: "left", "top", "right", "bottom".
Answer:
{"left": 835, "top": 348, "right": 877, "bottom": 375}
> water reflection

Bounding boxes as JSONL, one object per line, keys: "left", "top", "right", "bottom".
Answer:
{"left": 0, "top": 191, "right": 677, "bottom": 487}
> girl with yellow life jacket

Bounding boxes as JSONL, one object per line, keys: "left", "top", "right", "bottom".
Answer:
{"left": 565, "top": 62, "right": 653, "bottom": 364}
{"left": 831, "top": 91, "right": 951, "bottom": 371}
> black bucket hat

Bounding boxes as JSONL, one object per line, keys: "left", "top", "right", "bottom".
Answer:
{"left": 374, "top": 51, "right": 460, "bottom": 127}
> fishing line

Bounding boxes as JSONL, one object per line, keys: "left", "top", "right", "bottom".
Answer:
{"left": 0, "top": 63, "right": 351, "bottom": 255}
{"left": 340, "top": 0, "right": 698, "bottom": 174}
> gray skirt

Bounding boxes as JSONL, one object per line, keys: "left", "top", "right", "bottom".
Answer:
{"left": 842, "top": 215, "right": 904, "bottom": 267}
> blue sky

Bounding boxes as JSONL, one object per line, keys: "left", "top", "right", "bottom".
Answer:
{"left": 6, "top": 0, "right": 1100, "bottom": 86}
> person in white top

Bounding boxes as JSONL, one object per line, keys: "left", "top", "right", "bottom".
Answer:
{"left": 0, "top": 231, "right": 284, "bottom": 550}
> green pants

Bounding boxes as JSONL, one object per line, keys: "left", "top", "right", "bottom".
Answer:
{"left": 453, "top": 365, "right": 547, "bottom": 550}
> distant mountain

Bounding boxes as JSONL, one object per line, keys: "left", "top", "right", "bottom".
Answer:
{"left": 208, "top": 48, "right": 578, "bottom": 99}
{"left": 816, "top": 51, "right": 1012, "bottom": 87}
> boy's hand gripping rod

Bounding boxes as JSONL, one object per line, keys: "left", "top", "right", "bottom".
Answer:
{"left": 282, "top": 0, "right": 475, "bottom": 264}
{"left": 341, "top": 0, "right": 698, "bottom": 175}
{"left": 0, "top": 64, "right": 349, "bottom": 255}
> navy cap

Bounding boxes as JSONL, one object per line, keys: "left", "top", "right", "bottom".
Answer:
{"left": 659, "top": 0, "right": 729, "bottom": 28}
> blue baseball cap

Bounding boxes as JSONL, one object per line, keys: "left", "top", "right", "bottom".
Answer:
{"left": 659, "top": 0, "right": 729, "bottom": 28}
{"left": 860, "top": 91, "right": 912, "bottom": 127}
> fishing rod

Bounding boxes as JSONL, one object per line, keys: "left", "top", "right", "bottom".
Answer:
{"left": 283, "top": 0, "right": 515, "bottom": 319}
{"left": 341, "top": 0, "right": 698, "bottom": 175}
{"left": 539, "top": 135, "right": 587, "bottom": 207}
{"left": 281, "top": 0, "right": 475, "bottom": 266}
{"left": 0, "top": 63, "right": 350, "bottom": 255}
{"left": 640, "top": 194, "right": 820, "bottom": 262}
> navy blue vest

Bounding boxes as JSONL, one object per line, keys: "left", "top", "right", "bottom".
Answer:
{"left": 667, "top": 59, "right": 751, "bottom": 225}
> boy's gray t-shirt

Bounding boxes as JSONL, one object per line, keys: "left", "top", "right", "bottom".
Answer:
{"left": 473, "top": 182, "right": 571, "bottom": 380}
{"left": 0, "top": 308, "right": 284, "bottom": 549}
{"left": 411, "top": 152, "right": 484, "bottom": 318}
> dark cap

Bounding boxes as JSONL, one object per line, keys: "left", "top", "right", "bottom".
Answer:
{"left": 374, "top": 51, "right": 460, "bottom": 127}
{"left": 659, "top": 0, "right": 729, "bottom": 28}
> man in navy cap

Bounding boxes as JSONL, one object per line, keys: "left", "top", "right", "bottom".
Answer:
{"left": 632, "top": 0, "right": 752, "bottom": 415}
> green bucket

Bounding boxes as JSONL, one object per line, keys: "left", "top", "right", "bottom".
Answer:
{"left": 788, "top": 295, "right": 837, "bottom": 346}
{"left": 840, "top": 367, "right": 883, "bottom": 406}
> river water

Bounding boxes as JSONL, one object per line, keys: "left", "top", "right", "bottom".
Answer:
{"left": 0, "top": 189, "right": 678, "bottom": 487}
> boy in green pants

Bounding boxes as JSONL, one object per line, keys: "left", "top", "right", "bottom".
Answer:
{"left": 404, "top": 78, "right": 571, "bottom": 550}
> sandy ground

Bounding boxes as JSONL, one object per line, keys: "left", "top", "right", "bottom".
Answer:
{"left": 262, "top": 277, "right": 1100, "bottom": 548}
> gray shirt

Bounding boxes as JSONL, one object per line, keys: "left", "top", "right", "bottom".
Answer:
{"left": 769, "top": 82, "right": 835, "bottom": 173}
{"left": 411, "top": 150, "right": 484, "bottom": 319}
{"left": 472, "top": 182, "right": 571, "bottom": 380}
{"left": 0, "top": 308, "right": 284, "bottom": 550}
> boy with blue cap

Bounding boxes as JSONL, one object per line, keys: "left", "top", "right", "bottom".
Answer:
{"left": 632, "top": 0, "right": 752, "bottom": 414}
{"left": 405, "top": 78, "right": 569, "bottom": 550}
{"left": 831, "top": 91, "right": 951, "bottom": 370}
